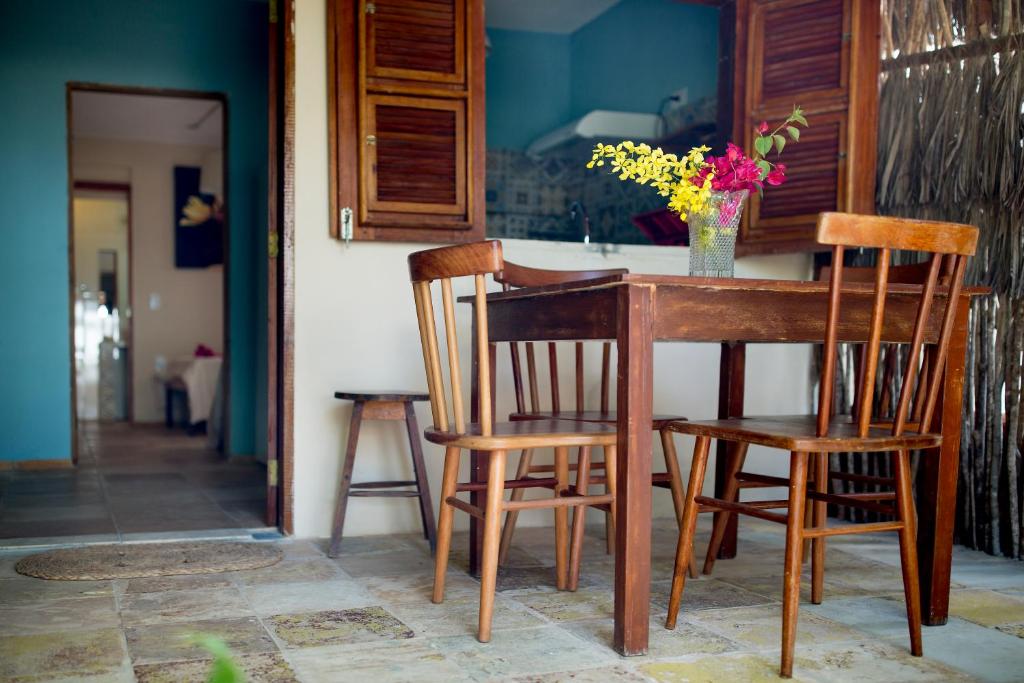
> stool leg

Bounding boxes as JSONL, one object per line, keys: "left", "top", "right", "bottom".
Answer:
{"left": 604, "top": 445, "right": 617, "bottom": 556}
{"left": 498, "top": 448, "right": 534, "bottom": 566}
{"left": 478, "top": 449, "right": 507, "bottom": 643}
{"left": 661, "top": 429, "right": 699, "bottom": 579}
{"left": 568, "top": 446, "right": 592, "bottom": 591}
{"left": 554, "top": 446, "right": 571, "bottom": 590}
{"left": 328, "top": 401, "right": 364, "bottom": 558}
{"left": 404, "top": 402, "right": 436, "bottom": 554}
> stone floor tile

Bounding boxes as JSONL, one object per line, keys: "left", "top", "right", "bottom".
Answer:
{"left": 995, "top": 623, "right": 1024, "bottom": 639}
{"left": 0, "top": 628, "right": 127, "bottom": 681}
{"left": 277, "top": 539, "right": 329, "bottom": 560}
{"left": 388, "top": 594, "right": 545, "bottom": 638}
{"left": 514, "top": 588, "right": 616, "bottom": 622}
{"left": 118, "top": 586, "right": 252, "bottom": 626}
{"left": 650, "top": 577, "right": 775, "bottom": 612}
{"left": 688, "top": 604, "right": 866, "bottom": 650}
{"left": 638, "top": 652, "right": 810, "bottom": 683}
{"left": 125, "top": 616, "right": 276, "bottom": 665}
{"left": 325, "top": 534, "right": 418, "bottom": 555}
{"left": 266, "top": 605, "right": 414, "bottom": 649}
{"left": 494, "top": 565, "right": 598, "bottom": 594}
{"left": 362, "top": 569, "right": 481, "bottom": 605}
{"left": 504, "top": 664, "right": 648, "bottom": 682}
{"left": 0, "top": 575, "right": 113, "bottom": 604}
{"left": 794, "top": 640, "right": 977, "bottom": 682}
{"left": 241, "top": 579, "right": 377, "bottom": 616}
{"left": 133, "top": 651, "right": 299, "bottom": 683}
{"left": 332, "top": 548, "right": 436, "bottom": 578}
{"left": 947, "top": 588, "right": 1024, "bottom": 627}
{"left": 429, "top": 625, "right": 615, "bottom": 680}
{"left": 567, "top": 616, "right": 738, "bottom": 659}
{"left": 230, "top": 557, "right": 346, "bottom": 586}
{"left": 285, "top": 638, "right": 470, "bottom": 681}
{"left": 0, "top": 595, "right": 119, "bottom": 635}
{"left": 807, "top": 596, "right": 1024, "bottom": 683}
{"left": 122, "top": 573, "right": 234, "bottom": 595}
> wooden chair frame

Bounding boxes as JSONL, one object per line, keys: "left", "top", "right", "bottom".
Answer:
{"left": 408, "top": 241, "right": 618, "bottom": 642}
{"left": 664, "top": 212, "right": 978, "bottom": 677}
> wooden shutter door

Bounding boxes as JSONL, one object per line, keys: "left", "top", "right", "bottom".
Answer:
{"left": 328, "top": 0, "right": 484, "bottom": 243}
{"left": 734, "top": 0, "right": 879, "bottom": 254}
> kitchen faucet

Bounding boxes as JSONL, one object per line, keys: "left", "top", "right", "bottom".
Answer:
{"left": 568, "top": 201, "right": 591, "bottom": 244}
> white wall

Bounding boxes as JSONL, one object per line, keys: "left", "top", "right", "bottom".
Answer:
{"left": 293, "top": 0, "right": 814, "bottom": 538}
{"left": 72, "top": 196, "right": 129, "bottom": 313}
{"left": 73, "top": 137, "right": 224, "bottom": 423}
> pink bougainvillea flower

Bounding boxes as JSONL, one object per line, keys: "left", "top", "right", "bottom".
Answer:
{"left": 757, "top": 121, "right": 770, "bottom": 135}
{"left": 765, "top": 163, "right": 787, "bottom": 186}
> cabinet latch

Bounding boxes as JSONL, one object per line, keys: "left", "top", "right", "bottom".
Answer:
{"left": 341, "top": 207, "right": 354, "bottom": 243}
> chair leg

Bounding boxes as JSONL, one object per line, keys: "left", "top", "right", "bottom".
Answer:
{"left": 781, "top": 451, "right": 809, "bottom": 679}
{"left": 498, "top": 448, "right": 533, "bottom": 565}
{"left": 432, "top": 446, "right": 461, "bottom": 604}
{"left": 554, "top": 446, "right": 570, "bottom": 590}
{"left": 894, "top": 449, "right": 923, "bottom": 656}
{"left": 666, "top": 435, "right": 712, "bottom": 629}
{"left": 810, "top": 451, "right": 828, "bottom": 604}
{"left": 604, "top": 445, "right": 617, "bottom": 555}
{"left": 478, "top": 449, "right": 507, "bottom": 643}
{"left": 328, "top": 401, "right": 364, "bottom": 558}
{"left": 660, "top": 429, "right": 698, "bottom": 579}
{"left": 569, "top": 446, "right": 592, "bottom": 591}
{"left": 703, "top": 442, "right": 748, "bottom": 575}
{"left": 404, "top": 402, "right": 436, "bottom": 554}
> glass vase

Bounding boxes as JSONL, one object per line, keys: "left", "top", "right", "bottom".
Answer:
{"left": 688, "top": 190, "right": 749, "bottom": 278}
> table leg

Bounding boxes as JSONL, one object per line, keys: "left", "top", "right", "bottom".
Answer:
{"left": 614, "top": 284, "right": 653, "bottom": 656}
{"left": 917, "top": 297, "right": 970, "bottom": 625}
{"left": 716, "top": 342, "right": 746, "bottom": 559}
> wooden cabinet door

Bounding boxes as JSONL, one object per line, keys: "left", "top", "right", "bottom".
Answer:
{"left": 735, "top": 0, "right": 879, "bottom": 254}
{"left": 361, "top": 94, "right": 467, "bottom": 223}
{"left": 329, "top": 0, "right": 484, "bottom": 243}
{"left": 362, "top": 0, "right": 465, "bottom": 86}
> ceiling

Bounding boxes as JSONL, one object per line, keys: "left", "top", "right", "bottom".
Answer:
{"left": 71, "top": 91, "right": 223, "bottom": 148}
{"left": 486, "top": 0, "right": 622, "bottom": 33}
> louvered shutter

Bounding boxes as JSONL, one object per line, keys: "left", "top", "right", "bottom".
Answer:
{"left": 328, "top": 0, "right": 484, "bottom": 242}
{"left": 735, "top": 0, "right": 878, "bottom": 253}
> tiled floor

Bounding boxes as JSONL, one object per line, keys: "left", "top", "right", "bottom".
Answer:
{"left": 0, "top": 422, "right": 267, "bottom": 542}
{"left": 1, "top": 518, "right": 1022, "bottom": 682}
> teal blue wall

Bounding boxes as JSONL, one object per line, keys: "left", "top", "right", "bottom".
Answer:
{"left": 570, "top": 0, "right": 719, "bottom": 119}
{"left": 485, "top": 29, "right": 571, "bottom": 149}
{"left": 0, "top": 0, "right": 267, "bottom": 460}
{"left": 485, "top": 0, "right": 719, "bottom": 150}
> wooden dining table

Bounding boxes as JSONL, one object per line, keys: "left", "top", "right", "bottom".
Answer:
{"left": 462, "top": 273, "right": 983, "bottom": 656}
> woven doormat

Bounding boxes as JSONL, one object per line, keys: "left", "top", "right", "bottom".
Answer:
{"left": 15, "top": 541, "right": 282, "bottom": 580}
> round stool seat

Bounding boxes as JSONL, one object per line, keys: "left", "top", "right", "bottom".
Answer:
{"left": 334, "top": 390, "right": 430, "bottom": 402}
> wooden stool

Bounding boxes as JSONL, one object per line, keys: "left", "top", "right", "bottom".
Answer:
{"left": 328, "top": 390, "right": 437, "bottom": 557}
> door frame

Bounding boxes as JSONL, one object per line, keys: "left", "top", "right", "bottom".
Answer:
{"left": 267, "top": 0, "right": 296, "bottom": 532}
{"left": 66, "top": 83, "right": 231, "bottom": 462}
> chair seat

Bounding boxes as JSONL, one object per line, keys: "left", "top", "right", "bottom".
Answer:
{"left": 666, "top": 415, "right": 942, "bottom": 452}
{"left": 509, "top": 410, "right": 684, "bottom": 430}
{"left": 425, "top": 419, "right": 616, "bottom": 450}
{"left": 334, "top": 390, "right": 430, "bottom": 402}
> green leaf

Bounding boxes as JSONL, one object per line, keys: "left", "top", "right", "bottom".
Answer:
{"left": 189, "top": 635, "right": 246, "bottom": 683}
{"left": 755, "top": 159, "right": 772, "bottom": 177}
{"left": 791, "top": 111, "right": 808, "bottom": 126}
{"left": 773, "top": 134, "right": 786, "bottom": 154}
{"left": 754, "top": 136, "right": 772, "bottom": 157}
{"left": 786, "top": 126, "right": 800, "bottom": 141}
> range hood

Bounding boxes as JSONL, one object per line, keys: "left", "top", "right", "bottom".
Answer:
{"left": 526, "top": 110, "right": 661, "bottom": 157}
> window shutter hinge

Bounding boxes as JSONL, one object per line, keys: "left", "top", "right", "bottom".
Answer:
{"left": 269, "top": 0, "right": 278, "bottom": 23}
{"left": 841, "top": 32, "right": 852, "bottom": 42}
{"left": 365, "top": 2, "right": 376, "bottom": 14}
{"left": 267, "top": 459, "right": 279, "bottom": 486}
{"left": 268, "top": 231, "right": 279, "bottom": 259}
{"left": 837, "top": 151, "right": 848, "bottom": 160}
{"left": 341, "top": 207, "right": 354, "bottom": 243}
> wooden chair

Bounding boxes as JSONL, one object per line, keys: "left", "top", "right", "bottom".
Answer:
{"left": 703, "top": 261, "right": 949, "bottom": 571}
{"left": 493, "top": 261, "right": 694, "bottom": 577}
{"left": 663, "top": 212, "right": 978, "bottom": 677}
{"left": 409, "top": 241, "right": 618, "bottom": 643}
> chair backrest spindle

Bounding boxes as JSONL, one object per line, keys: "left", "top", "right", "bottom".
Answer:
{"left": 815, "top": 213, "right": 978, "bottom": 438}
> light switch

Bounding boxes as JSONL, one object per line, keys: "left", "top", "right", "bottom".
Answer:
{"left": 149, "top": 293, "right": 161, "bottom": 310}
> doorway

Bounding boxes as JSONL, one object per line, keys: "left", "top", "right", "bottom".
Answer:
{"left": 11, "top": 84, "right": 270, "bottom": 538}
